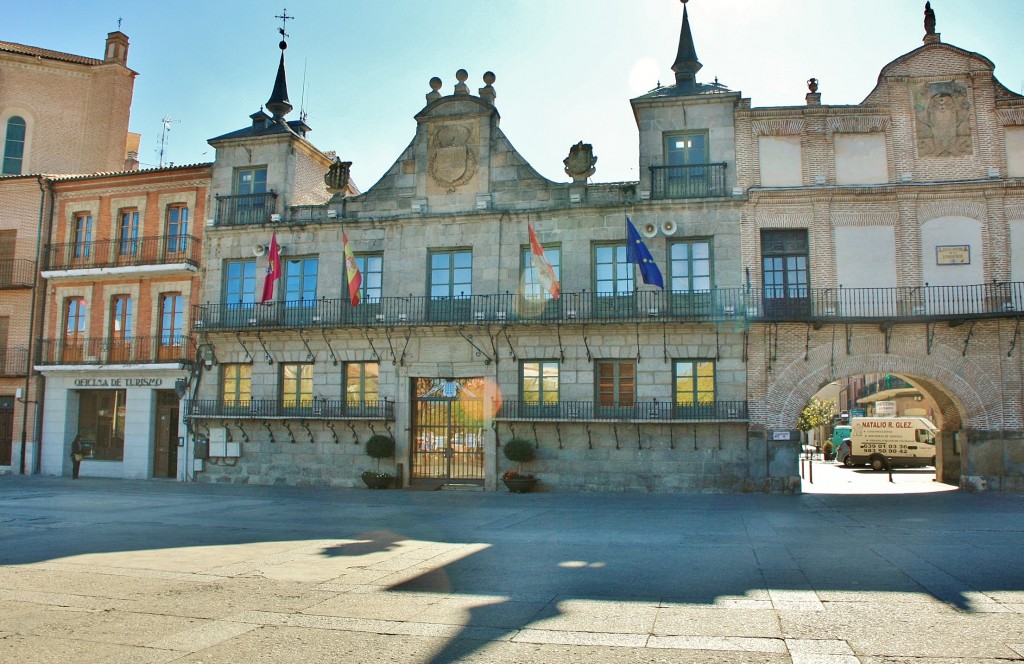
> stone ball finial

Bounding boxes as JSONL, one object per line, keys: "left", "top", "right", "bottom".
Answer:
{"left": 454, "top": 69, "right": 470, "bottom": 95}
{"left": 426, "top": 76, "right": 443, "bottom": 102}
{"left": 279, "top": 40, "right": 287, "bottom": 50}
{"left": 479, "top": 71, "right": 497, "bottom": 104}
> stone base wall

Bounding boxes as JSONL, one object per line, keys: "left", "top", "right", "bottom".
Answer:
{"left": 961, "top": 430, "right": 1024, "bottom": 492}
{"left": 196, "top": 423, "right": 802, "bottom": 494}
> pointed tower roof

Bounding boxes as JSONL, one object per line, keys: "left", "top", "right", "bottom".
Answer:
{"left": 266, "top": 40, "right": 293, "bottom": 120}
{"left": 671, "top": 1, "right": 702, "bottom": 94}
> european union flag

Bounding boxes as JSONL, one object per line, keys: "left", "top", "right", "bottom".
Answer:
{"left": 625, "top": 216, "right": 664, "bottom": 289}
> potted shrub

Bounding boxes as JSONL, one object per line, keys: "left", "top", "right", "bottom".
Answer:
{"left": 361, "top": 434, "right": 395, "bottom": 489}
{"left": 502, "top": 437, "right": 537, "bottom": 493}
{"left": 822, "top": 440, "right": 835, "bottom": 461}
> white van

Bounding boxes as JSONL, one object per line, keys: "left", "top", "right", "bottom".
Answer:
{"left": 846, "top": 416, "right": 937, "bottom": 471}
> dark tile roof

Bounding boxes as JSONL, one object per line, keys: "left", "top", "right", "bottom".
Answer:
{"left": 0, "top": 40, "right": 103, "bottom": 66}
{"left": 633, "top": 80, "right": 733, "bottom": 100}
{"left": 209, "top": 118, "right": 310, "bottom": 142}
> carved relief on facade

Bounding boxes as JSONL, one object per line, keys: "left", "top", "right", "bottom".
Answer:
{"left": 427, "top": 122, "right": 478, "bottom": 193}
{"left": 914, "top": 80, "right": 973, "bottom": 157}
{"left": 563, "top": 141, "right": 597, "bottom": 182}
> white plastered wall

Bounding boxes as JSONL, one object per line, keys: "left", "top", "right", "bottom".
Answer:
{"left": 758, "top": 136, "right": 802, "bottom": 186}
{"left": 834, "top": 133, "right": 888, "bottom": 185}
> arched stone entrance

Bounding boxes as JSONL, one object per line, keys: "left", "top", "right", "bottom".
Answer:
{"left": 751, "top": 322, "right": 1020, "bottom": 490}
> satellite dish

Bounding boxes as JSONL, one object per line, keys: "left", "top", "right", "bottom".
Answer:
{"left": 252, "top": 244, "right": 266, "bottom": 257}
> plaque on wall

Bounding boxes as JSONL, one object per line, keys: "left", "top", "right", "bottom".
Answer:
{"left": 936, "top": 244, "right": 970, "bottom": 265}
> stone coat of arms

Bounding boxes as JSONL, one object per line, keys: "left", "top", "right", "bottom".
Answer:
{"left": 915, "top": 80, "right": 972, "bottom": 158}
{"left": 429, "top": 123, "right": 478, "bottom": 193}
{"left": 564, "top": 141, "right": 597, "bottom": 182}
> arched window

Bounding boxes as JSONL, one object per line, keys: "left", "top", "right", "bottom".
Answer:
{"left": 2, "top": 116, "right": 27, "bottom": 175}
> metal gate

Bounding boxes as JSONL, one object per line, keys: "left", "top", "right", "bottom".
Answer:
{"left": 411, "top": 377, "right": 485, "bottom": 483}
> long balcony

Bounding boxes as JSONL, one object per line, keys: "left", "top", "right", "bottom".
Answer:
{"left": 214, "top": 193, "right": 279, "bottom": 227}
{"left": 649, "top": 163, "right": 729, "bottom": 199}
{"left": 194, "top": 282, "right": 1024, "bottom": 331}
{"left": 37, "top": 336, "right": 193, "bottom": 366}
{"left": 44, "top": 235, "right": 201, "bottom": 272}
{"left": 0, "top": 259, "right": 36, "bottom": 288}
{"left": 187, "top": 398, "right": 394, "bottom": 421}
{"left": 195, "top": 290, "right": 746, "bottom": 331}
{"left": 497, "top": 400, "right": 748, "bottom": 423}
{"left": 0, "top": 347, "right": 29, "bottom": 376}
{"left": 753, "top": 282, "right": 1024, "bottom": 322}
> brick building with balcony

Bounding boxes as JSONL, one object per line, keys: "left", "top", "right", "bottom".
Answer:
{"left": 0, "top": 31, "right": 139, "bottom": 474}
{"left": 739, "top": 4, "right": 1024, "bottom": 490}
{"left": 36, "top": 164, "right": 209, "bottom": 479}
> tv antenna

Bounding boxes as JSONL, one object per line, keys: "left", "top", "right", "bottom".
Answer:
{"left": 157, "top": 116, "right": 179, "bottom": 168}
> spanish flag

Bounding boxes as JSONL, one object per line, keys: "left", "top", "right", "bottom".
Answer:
{"left": 343, "top": 232, "right": 362, "bottom": 306}
{"left": 528, "top": 223, "right": 560, "bottom": 299}
{"left": 259, "top": 232, "right": 282, "bottom": 304}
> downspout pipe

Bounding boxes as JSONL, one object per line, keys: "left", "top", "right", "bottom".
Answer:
{"left": 20, "top": 175, "right": 49, "bottom": 474}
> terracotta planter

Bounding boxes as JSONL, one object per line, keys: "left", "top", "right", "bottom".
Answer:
{"left": 361, "top": 474, "right": 394, "bottom": 489}
{"left": 502, "top": 477, "right": 537, "bottom": 493}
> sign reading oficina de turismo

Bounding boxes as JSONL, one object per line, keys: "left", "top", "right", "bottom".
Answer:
{"left": 73, "top": 377, "right": 164, "bottom": 387}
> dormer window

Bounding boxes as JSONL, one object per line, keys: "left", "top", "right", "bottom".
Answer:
{"left": 249, "top": 111, "right": 272, "bottom": 130}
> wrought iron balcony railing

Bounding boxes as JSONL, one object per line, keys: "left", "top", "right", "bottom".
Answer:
{"left": 214, "top": 193, "right": 279, "bottom": 227}
{"left": 186, "top": 398, "right": 394, "bottom": 421}
{"left": 44, "top": 235, "right": 201, "bottom": 271}
{"left": 195, "top": 282, "right": 1024, "bottom": 331}
{"left": 497, "top": 399, "right": 748, "bottom": 423}
{"left": 649, "top": 163, "right": 729, "bottom": 199}
{"left": 750, "top": 282, "right": 1024, "bottom": 322}
{"left": 0, "top": 259, "right": 36, "bottom": 288}
{"left": 37, "top": 335, "right": 193, "bottom": 366}
{"left": 0, "top": 347, "right": 28, "bottom": 376}
{"left": 194, "top": 290, "right": 746, "bottom": 331}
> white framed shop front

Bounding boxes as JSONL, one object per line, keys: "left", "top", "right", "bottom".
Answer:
{"left": 38, "top": 367, "right": 189, "bottom": 480}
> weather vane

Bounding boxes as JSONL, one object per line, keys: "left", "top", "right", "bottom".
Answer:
{"left": 275, "top": 8, "right": 293, "bottom": 41}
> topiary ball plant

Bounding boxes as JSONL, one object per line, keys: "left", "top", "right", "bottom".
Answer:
{"left": 502, "top": 437, "right": 536, "bottom": 478}
{"left": 365, "top": 434, "right": 395, "bottom": 476}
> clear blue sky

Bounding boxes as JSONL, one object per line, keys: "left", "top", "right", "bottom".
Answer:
{"left": 6, "top": 1, "right": 1023, "bottom": 187}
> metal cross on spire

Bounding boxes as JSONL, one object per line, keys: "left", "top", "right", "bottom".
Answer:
{"left": 275, "top": 8, "right": 293, "bottom": 41}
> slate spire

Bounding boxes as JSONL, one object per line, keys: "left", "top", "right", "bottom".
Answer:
{"left": 266, "top": 11, "right": 293, "bottom": 120}
{"left": 671, "top": 0, "right": 702, "bottom": 94}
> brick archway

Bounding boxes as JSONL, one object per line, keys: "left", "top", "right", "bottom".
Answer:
{"left": 760, "top": 341, "right": 994, "bottom": 433}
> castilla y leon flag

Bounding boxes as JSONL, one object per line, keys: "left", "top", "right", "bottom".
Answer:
{"left": 625, "top": 216, "right": 664, "bottom": 289}
{"left": 528, "top": 223, "right": 560, "bottom": 299}
{"left": 260, "top": 232, "right": 282, "bottom": 304}
{"left": 343, "top": 231, "right": 362, "bottom": 306}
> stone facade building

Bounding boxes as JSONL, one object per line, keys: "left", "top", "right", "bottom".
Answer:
{"left": 187, "top": 25, "right": 762, "bottom": 492}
